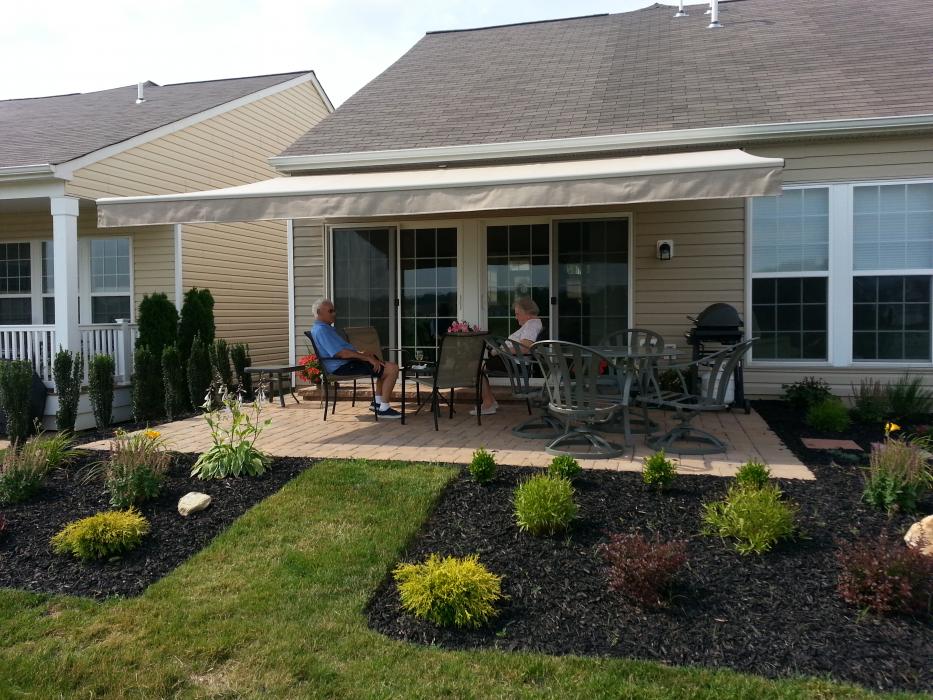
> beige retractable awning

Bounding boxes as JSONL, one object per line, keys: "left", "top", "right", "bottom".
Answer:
{"left": 96, "top": 149, "right": 783, "bottom": 227}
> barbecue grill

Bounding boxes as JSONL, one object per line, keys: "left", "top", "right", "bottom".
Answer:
{"left": 684, "top": 303, "right": 749, "bottom": 412}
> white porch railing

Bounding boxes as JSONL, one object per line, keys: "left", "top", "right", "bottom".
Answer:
{"left": 0, "top": 321, "right": 138, "bottom": 387}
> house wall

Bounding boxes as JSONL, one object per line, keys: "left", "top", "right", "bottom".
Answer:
{"left": 289, "top": 134, "right": 933, "bottom": 396}
{"left": 66, "top": 80, "right": 331, "bottom": 362}
{"left": 0, "top": 209, "right": 173, "bottom": 311}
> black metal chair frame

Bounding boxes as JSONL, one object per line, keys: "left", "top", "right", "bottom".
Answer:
{"left": 531, "top": 340, "right": 627, "bottom": 459}
{"left": 342, "top": 326, "right": 407, "bottom": 409}
{"left": 304, "top": 330, "right": 378, "bottom": 422}
{"left": 639, "top": 338, "right": 756, "bottom": 455}
{"left": 484, "top": 336, "right": 562, "bottom": 440}
{"left": 408, "top": 332, "right": 487, "bottom": 431}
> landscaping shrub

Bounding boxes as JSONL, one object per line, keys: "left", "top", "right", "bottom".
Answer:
{"left": 0, "top": 431, "right": 81, "bottom": 505}
{"left": 52, "top": 349, "right": 83, "bottom": 433}
{"left": 178, "top": 287, "right": 215, "bottom": 364}
{"left": 131, "top": 345, "right": 163, "bottom": 422}
{"left": 702, "top": 483, "right": 797, "bottom": 555}
{"left": 230, "top": 343, "right": 253, "bottom": 398}
{"left": 191, "top": 386, "right": 270, "bottom": 479}
{"left": 394, "top": 553, "right": 503, "bottom": 628}
{"left": 210, "top": 339, "right": 233, "bottom": 390}
{"left": 0, "top": 512, "right": 6, "bottom": 540}
{"left": 88, "top": 354, "right": 115, "bottom": 429}
{"left": 0, "top": 360, "right": 36, "bottom": 445}
{"left": 547, "top": 454, "right": 581, "bottom": 480}
{"left": 735, "top": 459, "right": 771, "bottom": 490}
{"left": 136, "top": 292, "right": 178, "bottom": 360}
{"left": 805, "top": 398, "right": 851, "bottom": 433}
{"left": 96, "top": 429, "right": 171, "bottom": 508}
{"left": 514, "top": 474, "right": 577, "bottom": 536}
{"left": 781, "top": 376, "right": 832, "bottom": 412}
{"left": 836, "top": 534, "right": 933, "bottom": 616}
{"left": 885, "top": 375, "right": 933, "bottom": 423}
{"left": 642, "top": 450, "right": 677, "bottom": 490}
{"left": 602, "top": 533, "right": 688, "bottom": 608}
{"left": 51, "top": 508, "right": 149, "bottom": 561}
{"left": 162, "top": 344, "right": 189, "bottom": 419}
{"left": 187, "top": 334, "right": 213, "bottom": 410}
{"left": 851, "top": 378, "right": 889, "bottom": 425}
{"left": 863, "top": 438, "right": 931, "bottom": 514}
{"left": 469, "top": 448, "right": 496, "bottom": 483}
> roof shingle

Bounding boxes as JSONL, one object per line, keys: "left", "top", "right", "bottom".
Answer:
{"left": 281, "top": 0, "right": 933, "bottom": 157}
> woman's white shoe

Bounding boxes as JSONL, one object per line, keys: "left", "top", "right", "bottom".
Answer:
{"left": 469, "top": 403, "right": 498, "bottom": 416}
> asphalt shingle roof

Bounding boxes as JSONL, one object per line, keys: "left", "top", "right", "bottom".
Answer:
{"left": 0, "top": 72, "right": 310, "bottom": 169}
{"left": 281, "top": 0, "right": 933, "bottom": 158}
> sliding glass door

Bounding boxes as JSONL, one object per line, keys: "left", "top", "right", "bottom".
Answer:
{"left": 555, "top": 219, "right": 630, "bottom": 346}
{"left": 330, "top": 227, "right": 395, "bottom": 345}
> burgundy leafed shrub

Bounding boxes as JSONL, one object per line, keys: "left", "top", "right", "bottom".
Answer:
{"left": 0, "top": 512, "right": 7, "bottom": 539}
{"left": 836, "top": 534, "right": 933, "bottom": 616}
{"left": 602, "top": 533, "right": 687, "bottom": 608}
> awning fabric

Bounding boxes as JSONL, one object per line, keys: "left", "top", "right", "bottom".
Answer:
{"left": 97, "top": 149, "right": 783, "bottom": 227}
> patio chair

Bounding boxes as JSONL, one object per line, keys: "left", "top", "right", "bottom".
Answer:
{"left": 598, "top": 327, "right": 667, "bottom": 433}
{"left": 410, "top": 332, "right": 487, "bottom": 431}
{"left": 600, "top": 327, "right": 664, "bottom": 352}
{"left": 640, "top": 338, "right": 755, "bottom": 455}
{"left": 304, "top": 330, "right": 378, "bottom": 422}
{"left": 484, "top": 336, "right": 562, "bottom": 440}
{"left": 531, "top": 340, "right": 627, "bottom": 459}
{"left": 343, "top": 326, "right": 405, "bottom": 407}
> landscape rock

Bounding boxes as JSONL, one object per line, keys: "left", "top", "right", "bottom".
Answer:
{"left": 904, "top": 515, "right": 933, "bottom": 556}
{"left": 178, "top": 492, "right": 212, "bottom": 517}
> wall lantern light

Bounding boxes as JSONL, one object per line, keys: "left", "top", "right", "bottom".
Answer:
{"left": 657, "top": 240, "right": 674, "bottom": 260}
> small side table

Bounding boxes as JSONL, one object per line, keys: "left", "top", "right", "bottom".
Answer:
{"left": 245, "top": 365, "right": 304, "bottom": 408}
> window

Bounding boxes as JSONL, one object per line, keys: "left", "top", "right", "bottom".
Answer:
{"left": 400, "top": 227, "right": 457, "bottom": 363}
{"left": 0, "top": 242, "right": 33, "bottom": 324}
{"left": 853, "top": 276, "right": 931, "bottom": 360}
{"left": 486, "top": 224, "right": 549, "bottom": 338}
{"left": 89, "top": 238, "right": 131, "bottom": 323}
{"left": 749, "top": 188, "right": 830, "bottom": 360}
{"left": 41, "top": 241, "right": 54, "bottom": 323}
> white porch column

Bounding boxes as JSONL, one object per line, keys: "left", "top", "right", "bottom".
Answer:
{"left": 51, "top": 196, "right": 80, "bottom": 353}
{"left": 173, "top": 223, "right": 183, "bottom": 311}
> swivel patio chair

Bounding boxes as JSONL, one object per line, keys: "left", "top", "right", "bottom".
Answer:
{"left": 531, "top": 340, "right": 627, "bottom": 459}
{"left": 304, "top": 330, "right": 378, "bottom": 422}
{"left": 484, "top": 336, "right": 562, "bottom": 440}
{"left": 410, "top": 332, "right": 487, "bottom": 431}
{"left": 600, "top": 327, "right": 664, "bottom": 352}
{"left": 598, "top": 327, "right": 667, "bottom": 434}
{"left": 640, "top": 338, "right": 755, "bottom": 455}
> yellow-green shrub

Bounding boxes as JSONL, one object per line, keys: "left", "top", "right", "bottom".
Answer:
{"left": 701, "top": 484, "right": 797, "bottom": 555}
{"left": 394, "top": 554, "right": 503, "bottom": 628}
{"left": 51, "top": 508, "right": 149, "bottom": 561}
{"left": 514, "top": 474, "right": 577, "bottom": 536}
{"left": 468, "top": 448, "right": 496, "bottom": 483}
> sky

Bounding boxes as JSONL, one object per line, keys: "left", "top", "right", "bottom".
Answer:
{"left": 0, "top": 0, "right": 663, "bottom": 105}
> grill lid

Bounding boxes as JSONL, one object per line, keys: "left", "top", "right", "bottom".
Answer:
{"left": 691, "top": 303, "right": 743, "bottom": 328}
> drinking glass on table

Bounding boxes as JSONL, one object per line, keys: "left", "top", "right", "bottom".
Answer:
{"left": 414, "top": 349, "right": 424, "bottom": 368}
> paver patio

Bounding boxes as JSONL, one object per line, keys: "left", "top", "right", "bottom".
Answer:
{"left": 82, "top": 400, "right": 813, "bottom": 479}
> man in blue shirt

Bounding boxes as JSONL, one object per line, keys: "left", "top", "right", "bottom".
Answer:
{"left": 310, "top": 298, "right": 401, "bottom": 418}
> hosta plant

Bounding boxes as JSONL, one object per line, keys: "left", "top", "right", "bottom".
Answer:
{"left": 394, "top": 554, "right": 503, "bottom": 628}
{"left": 191, "top": 383, "right": 270, "bottom": 479}
{"left": 514, "top": 474, "right": 577, "bottom": 536}
{"left": 702, "top": 483, "right": 797, "bottom": 555}
{"left": 51, "top": 508, "right": 150, "bottom": 561}
{"left": 468, "top": 448, "right": 496, "bottom": 483}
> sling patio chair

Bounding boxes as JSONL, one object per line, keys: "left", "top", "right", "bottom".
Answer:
{"left": 304, "top": 330, "right": 379, "bottom": 422}
{"left": 343, "top": 325, "right": 406, "bottom": 408}
{"left": 408, "top": 332, "right": 487, "bottom": 431}
{"left": 638, "top": 338, "right": 756, "bottom": 455}
{"left": 484, "top": 336, "right": 562, "bottom": 440}
{"left": 531, "top": 340, "right": 627, "bottom": 459}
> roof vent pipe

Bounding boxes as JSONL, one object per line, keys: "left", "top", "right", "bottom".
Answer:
{"left": 674, "top": 0, "right": 687, "bottom": 17}
{"left": 708, "top": 0, "right": 723, "bottom": 28}
{"left": 136, "top": 82, "right": 146, "bottom": 104}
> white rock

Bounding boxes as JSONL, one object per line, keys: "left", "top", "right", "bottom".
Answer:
{"left": 178, "top": 492, "right": 212, "bottom": 517}
{"left": 904, "top": 514, "right": 933, "bottom": 556}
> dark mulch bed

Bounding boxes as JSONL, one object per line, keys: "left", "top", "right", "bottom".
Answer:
{"left": 0, "top": 453, "right": 311, "bottom": 599}
{"left": 367, "top": 461, "right": 932, "bottom": 692}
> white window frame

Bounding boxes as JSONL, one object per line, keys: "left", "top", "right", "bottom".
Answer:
{"left": 746, "top": 178, "right": 933, "bottom": 368}
{"left": 79, "top": 237, "right": 135, "bottom": 325}
{"left": 0, "top": 240, "right": 36, "bottom": 325}
{"left": 39, "top": 240, "right": 55, "bottom": 324}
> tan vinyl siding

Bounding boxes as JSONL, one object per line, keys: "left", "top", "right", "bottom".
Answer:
{"left": 292, "top": 222, "right": 326, "bottom": 358}
{"left": 66, "top": 80, "right": 330, "bottom": 362}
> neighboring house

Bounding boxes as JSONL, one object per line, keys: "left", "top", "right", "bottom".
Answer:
{"left": 97, "top": 0, "right": 933, "bottom": 397}
{"left": 0, "top": 71, "right": 333, "bottom": 426}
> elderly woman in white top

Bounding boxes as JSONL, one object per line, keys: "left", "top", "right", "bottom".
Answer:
{"left": 472, "top": 296, "right": 544, "bottom": 415}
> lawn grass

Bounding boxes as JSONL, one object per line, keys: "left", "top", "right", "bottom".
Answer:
{"left": 0, "top": 459, "right": 920, "bottom": 698}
